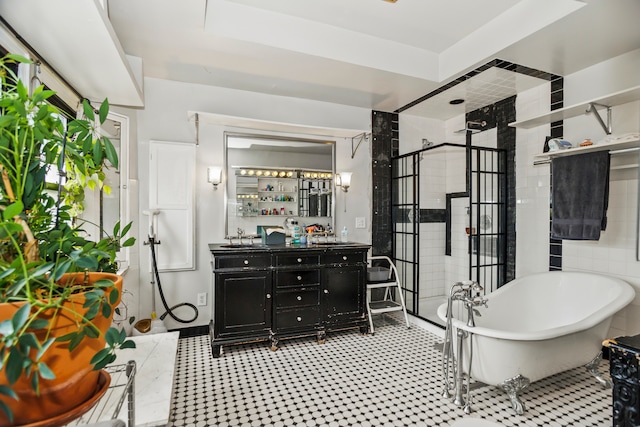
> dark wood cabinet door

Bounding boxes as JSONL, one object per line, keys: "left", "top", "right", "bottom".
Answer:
{"left": 214, "top": 271, "right": 272, "bottom": 338}
{"left": 322, "top": 265, "right": 365, "bottom": 324}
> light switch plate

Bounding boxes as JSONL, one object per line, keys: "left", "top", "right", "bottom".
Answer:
{"left": 355, "top": 217, "right": 366, "bottom": 229}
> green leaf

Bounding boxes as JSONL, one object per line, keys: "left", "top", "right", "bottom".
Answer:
{"left": 123, "top": 237, "right": 136, "bottom": 247}
{"left": 6, "top": 53, "right": 31, "bottom": 64}
{"left": 120, "top": 340, "right": 136, "bottom": 350}
{"left": 103, "top": 137, "right": 119, "bottom": 168}
{"left": 2, "top": 201, "right": 23, "bottom": 221}
{"left": 31, "top": 374, "right": 39, "bottom": 396}
{"left": 101, "top": 302, "right": 111, "bottom": 319}
{"left": 17, "top": 333, "right": 39, "bottom": 351}
{"left": 55, "top": 332, "right": 76, "bottom": 343}
{"left": 0, "top": 401, "right": 14, "bottom": 425}
{"left": 82, "top": 99, "right": 95, "bottom": 121}
{"left": 37, "top": 362, "right": 55, "bottom": 380}
{"left": 0, "top": 267, "right": 15, "bottom": 281}
{"left": 6, "top": 347, "right": 24, "bottom": 384}
{"left": 93, "top": 137, "right": 103, "bottom": 164}
{"left": 84, "top": 324, "right": 100, "bottom": 339}
{"left": 85, "top": 304, "right": 99, "bottom": 321}
{"left": 105, "top": 328, "right": 120, "bottom": 346}
{"left": 36, "top": 338, "right": 55, "bottom": 362}
{"left": 93, "top": 279, "right": 115, "bottom": 288}
{"left": 29, "top": 319, "right": 49, "bottom": 331}
{"left": 0, "top": 385, "right": 17, "bottom": 400}
{"left": 29, "top": 262, "right": 55, "bottom": 279}
{"left": 0, "top": 320, "right": 13, "bottom": 336}
{"left": 68, "top": 331, "right": 84, "bottom": 352}
{"left": 11, "top": 303, "right": 31, "bottom": 332}
{"left": 98, "top": 98, "right": 109, "bottom": 124}
{"left": 109, "top": 288, "right": 120, "bottom": 305}
{"left": 90, "top": 347, "right": 112, "bottom": 367}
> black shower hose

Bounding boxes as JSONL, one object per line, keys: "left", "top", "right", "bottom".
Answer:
{"left": 149, "top": 236, "right": 199, "bottom": 324}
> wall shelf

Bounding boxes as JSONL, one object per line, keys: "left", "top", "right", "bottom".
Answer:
{"left": 532, "top": 136, "right": 639, "bottom": 164}
{"left": 510, "top": 86, "right": 640, "bottom": 129}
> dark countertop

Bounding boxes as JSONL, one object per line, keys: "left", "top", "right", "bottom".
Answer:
{"left": 208, "top": 242, "right": 370, "bottom": 254}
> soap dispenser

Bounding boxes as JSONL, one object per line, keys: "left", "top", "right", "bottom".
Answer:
{"left": 341, "top": 226, "right": 348, "bottom": 242}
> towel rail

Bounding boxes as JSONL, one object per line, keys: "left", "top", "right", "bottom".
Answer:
{"left": 533, "top": 146, "right": 640, "bottom": 166}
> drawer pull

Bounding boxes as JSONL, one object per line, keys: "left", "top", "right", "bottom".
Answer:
{"left": 324, "top": 289, "right": 329, "bottom": 294}
{"left": 297, "top": 275, "right": 302, "bottom": 281}
{"left": 297, "top": 258, "right": 303, "bottom": 263}
{"left": 343, "top": 256, "right": 348, "bottom": 261}
{"left": 296, "top": 317, "right": 302, "bottom": 322}
{"left": 297, "top": 296, "right": 302, "bottom": 301}
{"left": 243, "top": 259, "right": 249, "bottom": 265}
{"left": 266, "top": 293, "right": 271, "bottom": 299}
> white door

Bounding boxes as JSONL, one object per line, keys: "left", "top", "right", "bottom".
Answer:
{"left": 149, "top": 140, "right": 196, "bottom": 271}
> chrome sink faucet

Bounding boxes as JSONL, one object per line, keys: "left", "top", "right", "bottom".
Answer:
{"left": 237, "top": 228, "right": 245, "bottom": 245}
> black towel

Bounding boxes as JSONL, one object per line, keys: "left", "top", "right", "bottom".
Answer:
{"left": 551, "top": 151, "right": 610, "bottom": 240}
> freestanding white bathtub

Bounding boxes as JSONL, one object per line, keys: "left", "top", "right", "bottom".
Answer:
{"left": 437, "top": 271, "right": 635, "bottom": 414}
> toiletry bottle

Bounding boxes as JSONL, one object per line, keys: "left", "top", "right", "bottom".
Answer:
{"left": 292, "top": 221, "right": 301, "bottom": 243}
{"left": 341, "top": 226, "right": 348, "bottom": 242}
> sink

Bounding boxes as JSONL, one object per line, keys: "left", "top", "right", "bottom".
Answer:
{"left": 220, "top": 244, "right": 266, "bottom": 249}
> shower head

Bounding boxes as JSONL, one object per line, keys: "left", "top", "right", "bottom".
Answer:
{"left": 454, "top": 120, "right": 487, "bottom": 134}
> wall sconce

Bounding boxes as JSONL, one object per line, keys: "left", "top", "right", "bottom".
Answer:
{"left": 335, "top": 172, "right": 352, "bottom": 192}
{"left": 207, "top": 166, "right": 222, "bottom": 190}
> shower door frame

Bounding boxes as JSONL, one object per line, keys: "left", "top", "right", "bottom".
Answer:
{"left": 391, "top": 152, "right": 420, "bottom": 314}
{"left": 391, "top": 143, "right": 507, "bottom": 321}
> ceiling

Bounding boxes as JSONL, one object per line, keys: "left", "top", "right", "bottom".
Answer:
{"left": 3, "top": 0, "right": 640, "bottom": 119}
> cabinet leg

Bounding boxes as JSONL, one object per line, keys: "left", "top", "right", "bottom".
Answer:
{"left": 317, "top": 331, "right": 326, "bottom": 345}
{"left": 269, "top": 337, "right": 279, "bottom": 352}
{"left": 359, "top": 325, "right": 369, "bottom": 335}
{"left": 212, "top": 344, "right": 222, "bottom": 358}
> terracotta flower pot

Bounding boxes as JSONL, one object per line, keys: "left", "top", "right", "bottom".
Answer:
{"left": 0, "top": 272, "right": 122, "bottom": 427}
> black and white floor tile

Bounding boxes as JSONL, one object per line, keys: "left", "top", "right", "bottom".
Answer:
{"left": 168, "top": 316, "right": 612, "bottom": 426}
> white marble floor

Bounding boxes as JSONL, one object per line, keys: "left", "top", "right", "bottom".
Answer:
{"left": 69, "top": 331, "right": 180, "bottom": 427}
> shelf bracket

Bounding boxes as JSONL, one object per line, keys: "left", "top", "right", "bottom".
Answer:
{"left": 351, "top": 132, "right": 370, "bottom": 159}
{"left": 194, "top": 112, "right": 200, "bottom": 146}
{"left": 586, "top": 102, "right": 612, "bottom": 135}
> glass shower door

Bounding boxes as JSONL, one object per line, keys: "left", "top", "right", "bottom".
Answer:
{"left": 392, "top": 154, "right": 419, "bottom": 313}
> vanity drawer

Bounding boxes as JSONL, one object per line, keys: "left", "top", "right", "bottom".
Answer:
{"left": 216, "top": 254, "right": 271, "bottom": 269}
{"left": 275, "top": 269, "right": 320, "bottom": 287}
{"left": 322, "top": 251, "right": 366, "bottom": 265}
{"left": 276, "top": 254, "right": 320, "bottom": 266}
{"left": 275, "top": 306, "right": 320, "bottom": 329}
{"left": 276, "top": 287, "right": 320, "bottom": 309}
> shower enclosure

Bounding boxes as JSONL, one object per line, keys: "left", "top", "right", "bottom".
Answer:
{"left": 392, "top": 139, "right": 507, "bottom": 326}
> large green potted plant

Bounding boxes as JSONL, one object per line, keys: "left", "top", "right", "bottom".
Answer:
{"left": 0, "top": 54, "right": 135, "bottom": 426}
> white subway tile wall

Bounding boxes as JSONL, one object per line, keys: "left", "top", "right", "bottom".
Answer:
{"left": 516, "top": 81, "right": 640, "bottom": 338}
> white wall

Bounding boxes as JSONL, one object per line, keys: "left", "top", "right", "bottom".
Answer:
{"left": 135, "top": 78, "right": 372, "bottom": 330}
{"left": 515, "top": 50, "right": 640, "bottom": 338}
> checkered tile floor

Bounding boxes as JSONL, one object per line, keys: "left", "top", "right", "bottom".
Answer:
{"left": 168, "top": 315, "right": 612, "bottom": 426}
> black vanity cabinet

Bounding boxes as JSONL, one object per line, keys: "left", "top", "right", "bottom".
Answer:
{"left": 210, "top": 253, "right": 272, "bottom": 357}
{"left": 271, "top": 252, "right": 323, "bottom": 349}
{"left": 321, "top": 250, "right": 367, "bottom": 329}
{"left": 209, "top": 243, "right": 369, "bottom": 357}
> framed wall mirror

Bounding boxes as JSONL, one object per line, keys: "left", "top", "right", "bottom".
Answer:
{"left": 224, "top": 133, "right": 335, "bottom": 238}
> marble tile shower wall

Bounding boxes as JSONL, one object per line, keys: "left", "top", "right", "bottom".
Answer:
{"left": 515, "top": 83, "right": 640, "bottom": 337}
